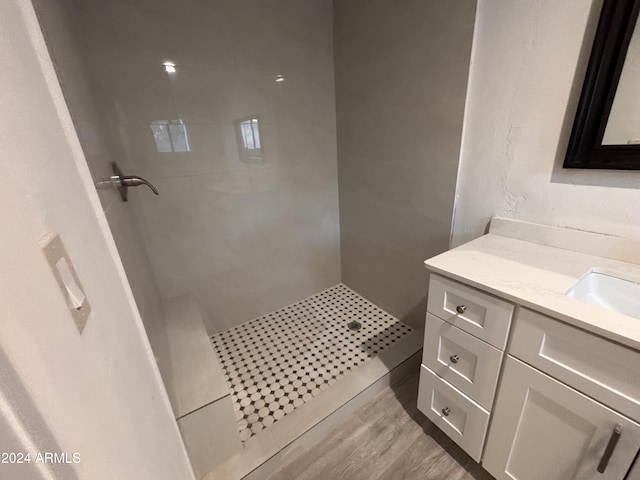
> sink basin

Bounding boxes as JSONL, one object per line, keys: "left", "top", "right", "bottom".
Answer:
{"left": 567, "top": 270, "right": 640, "bottom": 320}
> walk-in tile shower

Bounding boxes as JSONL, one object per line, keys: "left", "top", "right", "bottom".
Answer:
{"left": 34, "top": 0, "right": 474, "bottom": 475}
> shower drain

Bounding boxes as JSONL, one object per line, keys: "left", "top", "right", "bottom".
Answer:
{"left": 347, "top": 320, "right": 362, "bottom": 331}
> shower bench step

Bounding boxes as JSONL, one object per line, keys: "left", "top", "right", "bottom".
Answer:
{"left": 159, "top": 295, "right": 241, "bottom": 479}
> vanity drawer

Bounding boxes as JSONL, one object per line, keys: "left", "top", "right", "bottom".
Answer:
{"left": 422, "top": 314, "right": 503, "bottom": 410}
{"left": 427, "top": 274, "right": 514, "bottom": 349}
{"left": 417, "top": 365, "right": 490, "bottom": 462}
{"left": 510, "top": 308, "right": 640, "bottom": 421}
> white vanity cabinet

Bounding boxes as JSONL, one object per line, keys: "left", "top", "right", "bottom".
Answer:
{"left": 484, "top": 307, "right": 640, "bottom": 480}
{"left": 417, "top": 274, "right": 514, "bottom": 461}
{"left": 418, "top": 273, "right": 640, "bottom": 480}
{"left": 483, "top": 357, "right": 640, "bottom": 480}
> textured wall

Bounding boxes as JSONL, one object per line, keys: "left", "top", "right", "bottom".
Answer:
{"left": 334, "top": 0, "right": 477, "bottom": 328}
{"left": 0, "top": 0, "right": 192, "bottom": 477}
{"left": 452, "top": 0, "right": 640, "bottom": 247}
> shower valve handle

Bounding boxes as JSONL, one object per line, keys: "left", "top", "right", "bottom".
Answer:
{"left": 106, "top": 162, "right": 159, "bottom": 202}
{"left": 120, "top": 176, "right": 159, "bottom": 194}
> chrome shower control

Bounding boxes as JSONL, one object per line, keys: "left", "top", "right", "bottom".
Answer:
{"left": 103, "top": 162, "right": 159, "bottom": 202}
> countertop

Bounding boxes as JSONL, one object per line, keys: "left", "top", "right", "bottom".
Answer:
{"left": 424, "top": 233, "right": 640, "bottom": 351}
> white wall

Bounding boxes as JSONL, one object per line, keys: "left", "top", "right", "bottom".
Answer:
{"left": 452, "top": 0, "right": 640, "bottom": 247}
{"left": 0, "top": 0, "right": 193, "bottom": 478}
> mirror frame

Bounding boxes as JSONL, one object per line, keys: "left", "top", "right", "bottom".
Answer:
{"left": 564, "top": 0, "right": 640, "bottom": 169}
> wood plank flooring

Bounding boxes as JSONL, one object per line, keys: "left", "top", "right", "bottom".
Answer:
{"left": 266, "top": 371, "right": 495, "bottom": 480}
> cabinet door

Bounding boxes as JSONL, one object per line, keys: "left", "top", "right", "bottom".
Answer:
{"left": 483, "top": 357, "right": 640, "bottom": 480}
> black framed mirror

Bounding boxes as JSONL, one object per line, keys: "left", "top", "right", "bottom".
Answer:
{"left": 564, "top": 0, "right": 640, "bottom": 169}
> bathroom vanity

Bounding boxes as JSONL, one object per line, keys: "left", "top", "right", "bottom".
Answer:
{"left": 417, "top": 219, "right": 640, "bottom": 480}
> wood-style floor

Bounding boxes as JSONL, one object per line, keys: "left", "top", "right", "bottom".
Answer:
{"left": 267, "top": 370, "right": 495, "bottom": 480}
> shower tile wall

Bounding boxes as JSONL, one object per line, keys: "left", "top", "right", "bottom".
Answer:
{"left": 61, "top": 0, "right": 341, "bottom": 333}
{"left": 334, "top": 0, "right": 477, "bottom": 328}
{"left": 33, "top": 0, "right": 172, "bottom": 370}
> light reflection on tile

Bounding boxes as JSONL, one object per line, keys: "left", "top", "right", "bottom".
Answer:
{"left": 149, "top": 119, "right": 190, "bottom": 153}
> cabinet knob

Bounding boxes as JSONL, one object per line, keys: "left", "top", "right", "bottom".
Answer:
{"left": 441, "top": 407, "right": 451, "bottom": 417}
{"left": 450, "top": 354, "right": 460, "bottom": 364}
{"left": 456, "top": 305, "right": 467, "bottom": 314}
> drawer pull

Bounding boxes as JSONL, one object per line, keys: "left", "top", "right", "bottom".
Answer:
{"left": 597, "top": 424, "right": 622, "bottom": 473}
{"left": 441, "top": 407, "right": 451, "bottom": 417}
{"left": 450, "top": 354, "right": 460, "bottom": 364}
{"left": 456, "top": 305, "right": 467, "bottom": 314}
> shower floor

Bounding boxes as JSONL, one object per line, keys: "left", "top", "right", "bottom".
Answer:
{"left": 210, "top": 284, "right": 413, "bottom": 441}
